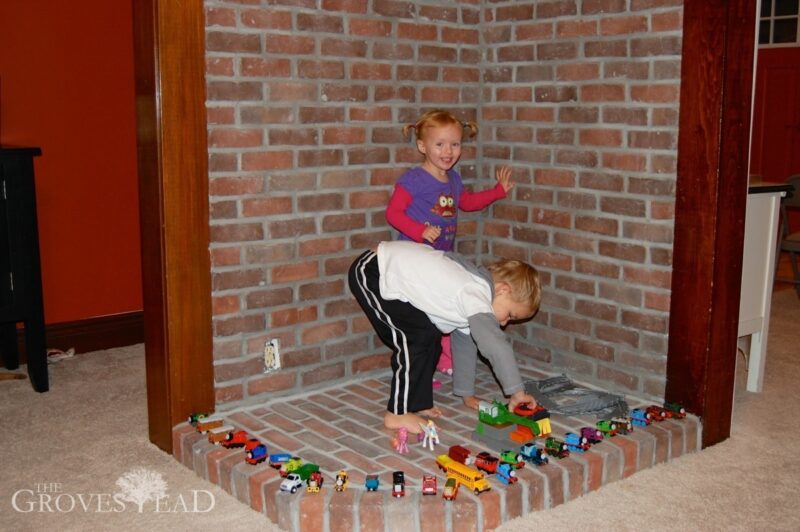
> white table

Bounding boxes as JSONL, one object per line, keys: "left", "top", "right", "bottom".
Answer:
{"left": 737, "top": 184, "right": 790, "bottom": 392}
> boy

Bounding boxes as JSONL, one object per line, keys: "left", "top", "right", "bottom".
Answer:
{"left": 348, "top": 241, "right": 541, "bottom": 434}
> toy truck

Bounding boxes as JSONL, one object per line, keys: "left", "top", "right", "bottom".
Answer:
{"left": 280, "top": 474, "right": 304, "bottom": 494}
{"left": 278, "top": 463, "right": 319, "bottom": 493}
{"left": 279, "top": 457, "right": 303, "bottom": 477}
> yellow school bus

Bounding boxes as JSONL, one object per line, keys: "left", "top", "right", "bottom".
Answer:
{"left": 435, "top": 455, "right": 491, "bottom": 495}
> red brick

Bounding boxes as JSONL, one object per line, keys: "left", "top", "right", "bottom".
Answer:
{"left": 359, "top": 493, "right": 385, "bottom": 531}
{"left": 350, "top": 18, "right": 392, "bottom": 37}
{"left": 247, "top": 372, "right": 297, "bottom": 396}
{"left": 600, "top": 15, "right": 648, "bottom": 35}
{"left": 241, "top": 9, "right": 293, "bottom": 30}
{"left": 270, "top": 261, "right": 319, "bottom": 283}
{"left": 607, "top": 435, "right": 639, "bottom": 478}
{"left": 248, "top": 467, "right": 279, "bottom": 514}
{"left": 270, "top": 306, "right": 318, "bottom": 327}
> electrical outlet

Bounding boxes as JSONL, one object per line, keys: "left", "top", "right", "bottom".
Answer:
{"left": 264, "top": 339, "right": 281, "bottom": 373}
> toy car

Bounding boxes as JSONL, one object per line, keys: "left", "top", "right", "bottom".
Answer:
{"left": 520, "top": 443, "right": 549, "bottom": 466}
{"left": 187, "top": 412, "right": 207, "bottom": 426}
{"left": 442, "top": 477, "right": 459, "bottom": 501}
{"left": 596, "top": 419, "right": 618, "bottom": 437}
{"left": 544, "top": 437, "right": 570, "bottom": 459}
{"left": 580, "top": 427, "right": 604, "bottom": 444}
{"left": 245, "top": 443, "right": 268, "bottom": 465}
{"left": 208, "top": 425, "right": 235, "bottom": 445}
{"left": 392, "top": 471, "right": 405, "bottom": 498}
{"left": 422, "top": 475, "right": 437, "bottom": 495}
{"left": 646, "top": 404, "right": 668, "bottom": 421}
{"left": 611, "top": 417, "right": 633, "bottom": 435}
{"left": 268, "top": 452, "right": 291, "bottom": 469}
{"left": 500, "top": 450, "right": 525, "bottom": 469}
{"left": 496, "top": 463, "right": 518, "bottom": 485}
{"left": 630, "top": 408, "right": 651, "bottom": 427}
{"left": 474, "top": 451, "right": 500, "bottom": 474}
{"left": 221, "top": 430, "right": 249, "bottom": 449}
{"left": 664, "top": 402, "right": 687, "bottom": 419}
{"left": 195, "top": 416, "right": 224, "bottom": 433}
{"left": 448, "top": 445, "right": 472, "bottom": 465}
{"left": 306, "top": 471, "right": 324, "bottom": 493}
{"left": 564, "top": 432, "right": 590, "bottom": 453}
{"left": 334, "top": 470, "right": 348, "bottom": 492}
{"left": 365, "top": 474, "right": 380, "bottom": 492}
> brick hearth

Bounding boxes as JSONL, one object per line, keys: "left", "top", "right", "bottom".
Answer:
{"left": 172, "top": 365, "right": 700, "bottom": 532}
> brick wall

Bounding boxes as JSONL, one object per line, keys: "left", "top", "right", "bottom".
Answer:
{"left": 205, "top": 0, "right": 683, "bottom": 410}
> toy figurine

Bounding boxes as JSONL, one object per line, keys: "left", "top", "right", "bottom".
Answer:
{"left": 392, "top": 427, "right": 410, "bottom": 454}
{"left": 418, "top": 420, "right": 440, "bottom": 451}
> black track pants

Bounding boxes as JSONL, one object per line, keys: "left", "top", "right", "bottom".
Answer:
{"left": 348, "top": 250, "right": 441, "bottom": 415}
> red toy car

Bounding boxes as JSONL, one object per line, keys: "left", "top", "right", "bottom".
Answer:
{"left": 221, "top": 430, "right": 249, "bottom": 449}
{"left": 422, "top": 475, "right": 437, "bottom": 495}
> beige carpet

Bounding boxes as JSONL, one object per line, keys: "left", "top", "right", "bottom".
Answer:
{"left": 1, "top": 289, "right": 798, "bottom": 531}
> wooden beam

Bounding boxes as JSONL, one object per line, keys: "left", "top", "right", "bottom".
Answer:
{"left": 666, "top": 0, "right": 756, "bottom": 447}
{"left": 131, "top": 0, "right": 214, "bottom": 453}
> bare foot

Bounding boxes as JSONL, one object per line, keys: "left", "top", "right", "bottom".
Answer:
{"left": 462, "top": 395, "right": 483, "bottom": 410}
{"left": 384, "top": 412, "right": 427, "bottom": 434}
{"left": 417, "top": 406, "right": 442, "bottom": 417}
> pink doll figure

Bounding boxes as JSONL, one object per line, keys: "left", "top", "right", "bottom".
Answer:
{"left": 392, "top": 427, "right": 410, "bottom": 454}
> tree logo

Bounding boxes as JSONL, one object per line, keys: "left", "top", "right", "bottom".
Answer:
{"left": 115, "top": 467, "right": 168, "bottom": 512}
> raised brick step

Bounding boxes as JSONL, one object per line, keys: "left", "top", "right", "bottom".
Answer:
{"left": 173, "top": 366, "right": 700, "bottom": 531}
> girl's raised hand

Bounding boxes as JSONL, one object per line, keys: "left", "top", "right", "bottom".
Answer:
{"left": 496, "top": 165, "right": 513, "bottom": 193}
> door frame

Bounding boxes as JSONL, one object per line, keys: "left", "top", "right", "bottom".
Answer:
{"left": 132, "top": 0, "right": 756, "bottom": 452}
{"left": 132, "top": 0, "right": 214, "bottom": 451}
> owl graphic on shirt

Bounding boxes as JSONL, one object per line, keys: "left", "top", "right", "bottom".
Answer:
{"left": 430, "top": 193, "right": 455, "bottom": 218}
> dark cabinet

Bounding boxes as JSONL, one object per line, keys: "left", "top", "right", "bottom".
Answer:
{"left": 0, "top": 146, "right": 47, "bottom": 392}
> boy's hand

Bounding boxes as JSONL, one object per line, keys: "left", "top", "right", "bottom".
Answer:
{"left": 496, "top": 165, "right": 514, "bottom": 194}
{"left": 508, "top": 390, "right": 537, "bottom": 412}
{"left": 421, "top": 224, "right": 441, "bottom": 244}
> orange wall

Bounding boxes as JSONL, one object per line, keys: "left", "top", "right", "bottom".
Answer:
{"left": 0, "top": 1, "right": 142, "bottom": 324}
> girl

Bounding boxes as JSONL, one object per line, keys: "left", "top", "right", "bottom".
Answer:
{"left": 386, "top": 109, "right": 514, "bottom": 377}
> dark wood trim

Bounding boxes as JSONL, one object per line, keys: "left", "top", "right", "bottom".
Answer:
{"left": 666, "top": 0, "right": 756, "bottom": 448}
{"left": 3, "top": 312, "right": 144, "bottom": 367}
{"left": 132, "top": 0, "right": 214, "bottom": 453}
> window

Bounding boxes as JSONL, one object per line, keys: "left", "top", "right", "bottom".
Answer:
{"left": 759, "top": 0, "right": 800, "bottom": 46}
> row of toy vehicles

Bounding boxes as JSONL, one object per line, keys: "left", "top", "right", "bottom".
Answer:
{"left": 477, "top": 399, "right": 686, "bottom": 462}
